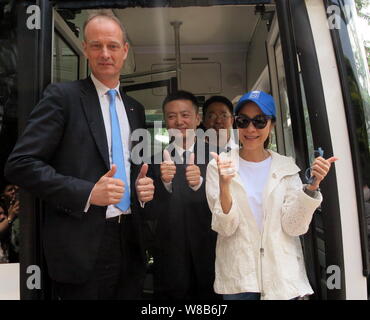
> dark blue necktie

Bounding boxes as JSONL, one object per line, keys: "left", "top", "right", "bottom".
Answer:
{"left": 107, "top": 89, "right": 130, "bottom": 211}
{"left": 183, "top": 150, "right": 190, "bottom": 165}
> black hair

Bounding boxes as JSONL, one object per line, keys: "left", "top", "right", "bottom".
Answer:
{"left": 202, "top": 95, "right": 233, "bottom": 118}
{"left": 263, "top": 131, "right": 274, "bottom": 149}
{"left": 162, "top": 90, "right": 199, "bottom": 113}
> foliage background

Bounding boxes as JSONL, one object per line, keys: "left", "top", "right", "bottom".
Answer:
{"left": 355, "top": 0, "right": 370, "bottom": 69}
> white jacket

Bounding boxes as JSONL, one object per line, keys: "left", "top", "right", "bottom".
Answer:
{"left": 206, "top": 149, "right": 322, "bottom": 300}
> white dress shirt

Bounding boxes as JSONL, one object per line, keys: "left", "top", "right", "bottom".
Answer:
{"left": 85, "top": 74, "right": 132, "bottom": 218}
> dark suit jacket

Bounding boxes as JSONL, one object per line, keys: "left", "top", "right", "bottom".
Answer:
{"left": 145, "top": 142, "right": 218, "bottom": 299}
{"left": 5, "top": 77, "right": 147, "bottom": 285}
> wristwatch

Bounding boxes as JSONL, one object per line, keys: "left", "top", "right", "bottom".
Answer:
{"left": 7, "top": 217, "right": 13, "bottom": 225}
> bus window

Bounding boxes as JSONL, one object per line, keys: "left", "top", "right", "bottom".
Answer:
{"left": 274, "top": 37, "right": 295, "bottom": 158}
{"left": 53, "top": 32, "right": 80, "bottom": 83}
{"left": 299, "top": 73, "right": 314, "bottom": 161}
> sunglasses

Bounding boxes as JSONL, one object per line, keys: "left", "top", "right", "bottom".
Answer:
{"left": 235, "top": 114, "right": 273, "bottom": 129}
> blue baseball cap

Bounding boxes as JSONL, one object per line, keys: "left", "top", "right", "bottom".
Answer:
{"left": 234, "top": 91, "right": 276, "bottom": 118}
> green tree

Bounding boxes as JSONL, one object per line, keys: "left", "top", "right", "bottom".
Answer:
{"left": 355, "top": 0, "right": 370, "bottom": 18}
{"left": 355, "top": 0, "right": 370, "bottom": 68}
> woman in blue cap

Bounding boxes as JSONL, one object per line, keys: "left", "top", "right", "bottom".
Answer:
{"left": 206, "top": 90, "right": 337, "bottom": 300}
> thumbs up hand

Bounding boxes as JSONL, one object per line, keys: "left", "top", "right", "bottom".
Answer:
{"left": 90, "top": 164, "right": 125, "bottom": 206}
{"left": 160, "top": 149, "right": 177, "bottom": 184}
{"left": 185, "top": 153, "right": 201, "bottom": 187}
{"left": 306, "top": 156, "right": 339, "bottom": 191}
{"left": 210, "top": 152, "right": 235, "bottom": 186}
{"left": 136, "top": 163, "right": 155, "bottom": 203}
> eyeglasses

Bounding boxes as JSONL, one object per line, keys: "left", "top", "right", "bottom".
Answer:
{"left": 235, "top": 114, "right": 273, "bottom": 129}
{"left": 205, "top": 113, "right": 232, "bottom": 121}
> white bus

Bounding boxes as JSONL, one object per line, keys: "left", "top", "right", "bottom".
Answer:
{"left": 0, "top": 0, "right": 369, "bottom": 300}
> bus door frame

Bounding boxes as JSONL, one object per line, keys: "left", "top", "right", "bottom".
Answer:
{"left": 274, "top": 0, "right": 345, "bottom": 299}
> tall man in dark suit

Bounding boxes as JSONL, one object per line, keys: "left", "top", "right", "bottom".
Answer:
{"left": 146, "top": 91, "right": 218, "bottom": 300}
{"left": 5, "top": 12, "right": 154, "bottom": 299}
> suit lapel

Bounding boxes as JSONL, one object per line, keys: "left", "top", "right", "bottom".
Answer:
{"left": 80, "top": 77, "right": 110, "bottom": 170}
{"left": 121, "top": 88, "right": 137, "bottom": 132}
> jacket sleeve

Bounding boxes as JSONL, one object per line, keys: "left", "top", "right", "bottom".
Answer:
{"left": 281, "top": 173, "right": 322, "bottom": 236}
{"left": 4, "top": 83, "right": 94, "bottom": 213}
{"left": 205, "top": 160, "right": 241, "bottom": 237}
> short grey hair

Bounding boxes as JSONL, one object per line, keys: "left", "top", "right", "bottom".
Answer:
{"left": 83, "top": 10, "right": 127, "bottom": 43}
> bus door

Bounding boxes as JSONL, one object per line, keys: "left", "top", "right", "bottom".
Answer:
{"left": 52, "top": 9, "right": 87, "bottom": 82}
{"left": 266, "top": 10, "right": 326, "bottom": 300}
{"left": 270, "top": 0, "right": 369, "bottom": 299}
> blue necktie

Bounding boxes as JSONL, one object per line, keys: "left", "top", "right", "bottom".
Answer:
{"left": 107, "top": 89, "right": 130, "bottom": 211}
